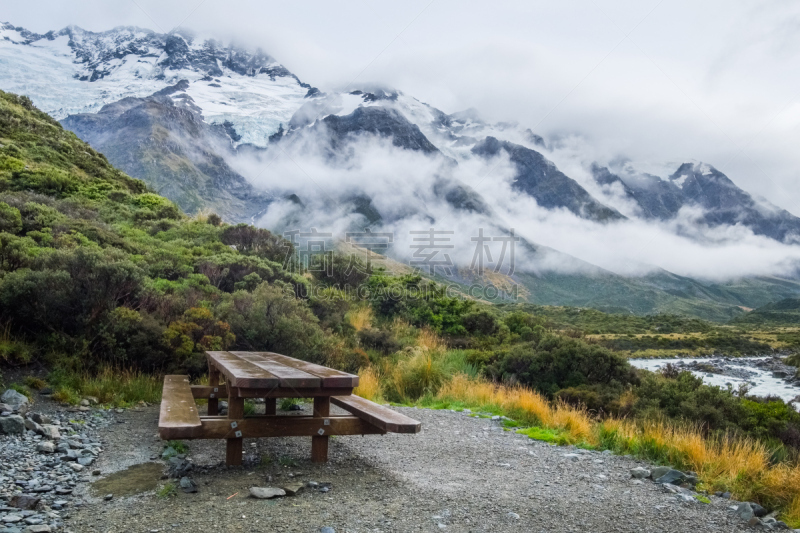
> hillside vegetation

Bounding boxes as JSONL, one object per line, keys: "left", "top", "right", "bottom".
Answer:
{"left": 4, "top": 90, "right": 800, "bottom": 525}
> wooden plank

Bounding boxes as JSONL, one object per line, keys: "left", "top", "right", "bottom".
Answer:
{"left": 191, "top": 385, "right": 228, "bottom": 399}
{"left": 158, "top": 375, "right": 201, "bottom": 439}
{"left": 226, "top": 384, "right": 245, "bottom": 466}
{"left": 206, "top": 351, "right": 280, "bottom": 389}
{"left": 265, "top": 398, "right": 276, "bottom": 416}
{"left": 208, "top": 363, "right": 220, "bottom": 416}
{"left": 332, "top": 395, "right": 421, "bottom": 434}
{"left": 233, "top": 351, "right": 359, "bottom": 388}
{"left": 234, "top": 352, "right": 321, "bottom": 388}
{"left": 234, "top": 387, "right": 353, "bottom": 399}
{"left": 311, "top": 396, "right": 331, "bottom": 463}
{"left": 158, "top": 415, "right": 385, "bottom": 440}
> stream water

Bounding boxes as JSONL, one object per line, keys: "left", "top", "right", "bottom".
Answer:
{"left": 629, "top": 356, "right": 800, "bottom": 404}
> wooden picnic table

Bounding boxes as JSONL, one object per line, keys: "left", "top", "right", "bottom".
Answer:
{"left": 158, "top": 351, "right": 420, "bottom": 465}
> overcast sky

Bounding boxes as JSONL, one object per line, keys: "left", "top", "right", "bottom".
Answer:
{"left": 4, "top": 0, "right": 800, "bottom": 212}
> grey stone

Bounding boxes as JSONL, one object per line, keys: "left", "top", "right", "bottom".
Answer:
{"left": 26, "top": 526, "right": 52, "bottom": 533}
{"left": 9, "top": 495, "right": 40, "bottom": 510}
{"left": 649, "top": 466, "right": 672, "bottom": 480}
{"left": 39, "top": 425, "right": 60, "bottom": 440}
{"left": 1, "top": 514, "right": 23, "bottom": 524}
{"left": 654, "top": 469, "right": 686, "bottom": 485}
{"left": 60, "top": 450, "right": 78, "bottom": 461}
{"left": 0, "top": 389, "right": 29, "bottom": 410}
{"left": 320, "top": 528, "right": 335, "bottom": 533}
{"left": 24, "top": 418, "right": 44, "bottom": 435}
{"left": 630, "top": 467, "right": 650, "bottom": 479}
{"left": 0, "top": 414, "right": 25, "bottom": 435}
{"left": 562, "top": 453, "right": 580, "bottom": 461}
{"left": 281, "top": 482, "right": 304, "bottom": 496}
{"left": 67, "top": 462, "right": 84, "bottom": 472}
{"left": 28, "top": 413, "right": 52, "bottom": 425}
{"left": 179, "top": 477, "right": 197, "bottom": 493}
{"left": 751, "top": 503, "right": 768, "bottom": 518}
{"left": 249, "top": 487, "right": 285, "bottom": 499}
{"left": 79, "top": 399, "right": 90, "bottom": 407}
{"left": 161, "top": 446, "right": 177, "bottom": 459}
{"left": 36, "top": 442, "right": 54, "bottom": 454}
{"left": 104, "top": 494, "right": 113, "bottom": 501}
{"left": 77, "top": 456, "right": 94, "bottom": 467}
{"left": 737, "top": 502, "right": 755, "bottom": 521}
{"left": 306, "top": 481, "right": 319, "bottom": 488}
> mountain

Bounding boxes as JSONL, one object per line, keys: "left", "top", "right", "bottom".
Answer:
{"left": 472, "top": 137, "right": 624, "bottom": 222}
{"left": 592, "top": 161, "right": 800, "bottom": 243}
{"left": 61, "top": 80, "right": 271, "bottom": 221}
{"left": 0, "top": 21, "right": 317, "bottom": 144}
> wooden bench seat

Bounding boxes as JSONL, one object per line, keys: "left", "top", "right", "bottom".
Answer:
{"left": 159, "top": 375, "right": 201, "bottom": 440}
{"left": 331, "top": 395, "right": 421, "bottom": 433}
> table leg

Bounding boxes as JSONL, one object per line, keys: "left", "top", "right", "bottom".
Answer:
{"left": 226, "top": 385, "right": 244, "bottom": 466}
{"left": 311, "top": 396, "right": 330, "bottom": 463}
{"left": 208, "top": 364, "right": 220, "bottom": 416}
{"left": 264, "top": 398, "right": 276, "bottom": 416}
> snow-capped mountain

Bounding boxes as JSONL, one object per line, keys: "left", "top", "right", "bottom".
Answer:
{"left": 592, "top": 161, "right": 800, "bottom": 243}
{"left": 0, "top": 21, "right": 316, "bottom": 147}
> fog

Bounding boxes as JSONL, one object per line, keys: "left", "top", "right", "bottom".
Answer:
{"left": 228, "top": 125, "right": 800, "bottom": 282}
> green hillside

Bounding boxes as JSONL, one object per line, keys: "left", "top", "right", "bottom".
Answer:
{"left": 0, "top": 90, "right": 314, "bottom": 372}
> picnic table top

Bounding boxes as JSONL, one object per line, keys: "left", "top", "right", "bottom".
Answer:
{"left": 206, "top": 351, "right": 359, "bottom": 391}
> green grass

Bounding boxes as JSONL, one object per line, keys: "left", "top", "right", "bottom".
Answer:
{"left": 47, "top": 367, "right": 162, "bottom": 407}
{"left": 278, "top": 456, "right": 298, "bottom": 467}
{"left": 244, "top": 400, "right": 256, "bottom": 416}
{"left": 156, "top": 482, "right": 177, "bottom": 498}
{"left": 23, "top": 376, "right": 47, "bottom": 390}
{"left": 8, "top": 382, "right": 32, "bottom": 399}
{"left": 167, "top": 440, "right": 189, "bottom": 454}
{"left": 279, "top": 398, "right": 302, "bottom": 411}
{"left": 694, "top": 494, "right": 711, "bottom": 504}
{"left": 516, "top": 426, "right": 581, "bottom": 446}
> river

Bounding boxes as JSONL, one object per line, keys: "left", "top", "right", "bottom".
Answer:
{"left": 629, "top": 356, "right": 800, "bottom": 404}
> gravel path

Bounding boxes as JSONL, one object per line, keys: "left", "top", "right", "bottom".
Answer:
{"left": 51, "top": 404, "right": 762, "bottom": 533}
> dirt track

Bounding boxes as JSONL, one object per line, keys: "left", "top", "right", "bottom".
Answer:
{"left": 51, "top": 403, "right": 761, "bottom": 533}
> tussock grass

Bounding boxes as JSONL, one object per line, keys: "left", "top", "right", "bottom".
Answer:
{"left": 416, "top": 328, "right": 445, "bottom": 353}
{"left": 348, "top": 307, "right": 373, "bottom": 332}
{"left": 48, "top": 367, "right": 162, "bottom": 406}
{"left": 354, "top": 366, "right": 383, "bottom": 402}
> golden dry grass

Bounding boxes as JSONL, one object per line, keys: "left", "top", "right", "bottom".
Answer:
{"left": 348, "top": 307, "right": 373, "bottom": 332}
{"left": 416, "top": 328, "right": 446, "bottom": 354}
{"left": 435, "top": 374, "right": 597, "bottom": 444}
{"left": 354, "top": 366, "right": 383, "bottom": 402}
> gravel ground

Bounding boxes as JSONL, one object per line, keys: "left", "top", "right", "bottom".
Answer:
{"left": 50, "top": 403, "right": 764, "bottom": 533}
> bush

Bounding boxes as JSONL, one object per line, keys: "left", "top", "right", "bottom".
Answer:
{"left": 358, "top": 328, "right": 401, "bottom": 354}
{"left": 487, "top": 334, "right": 638, "bottom": 396}
{"left": 462, "top": 310, "right": 500, "bottom": 336}
{"left": 218, "top": 282, "right": 326, "bottom": 362}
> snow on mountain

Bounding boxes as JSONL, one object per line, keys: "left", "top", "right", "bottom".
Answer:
{"left": 0, "top": 22, "right": 316, "bottom": 147}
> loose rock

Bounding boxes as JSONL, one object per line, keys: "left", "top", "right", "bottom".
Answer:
{"left": 249, "top": 487, "right": 286, "bottom": 499}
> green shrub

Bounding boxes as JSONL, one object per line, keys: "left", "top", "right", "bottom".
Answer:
{"left": 486, "top": 334, "right": 638, "bottom": 395}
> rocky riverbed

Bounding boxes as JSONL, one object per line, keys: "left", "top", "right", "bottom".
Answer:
{"left": 0, "top": 389, "right": 118, "bottom": 533}
{"left": 2, "top": 388, "right": 796, "bottom": 532}
{"left": 630, "top": 355, "right": 800, "bottom": 403}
